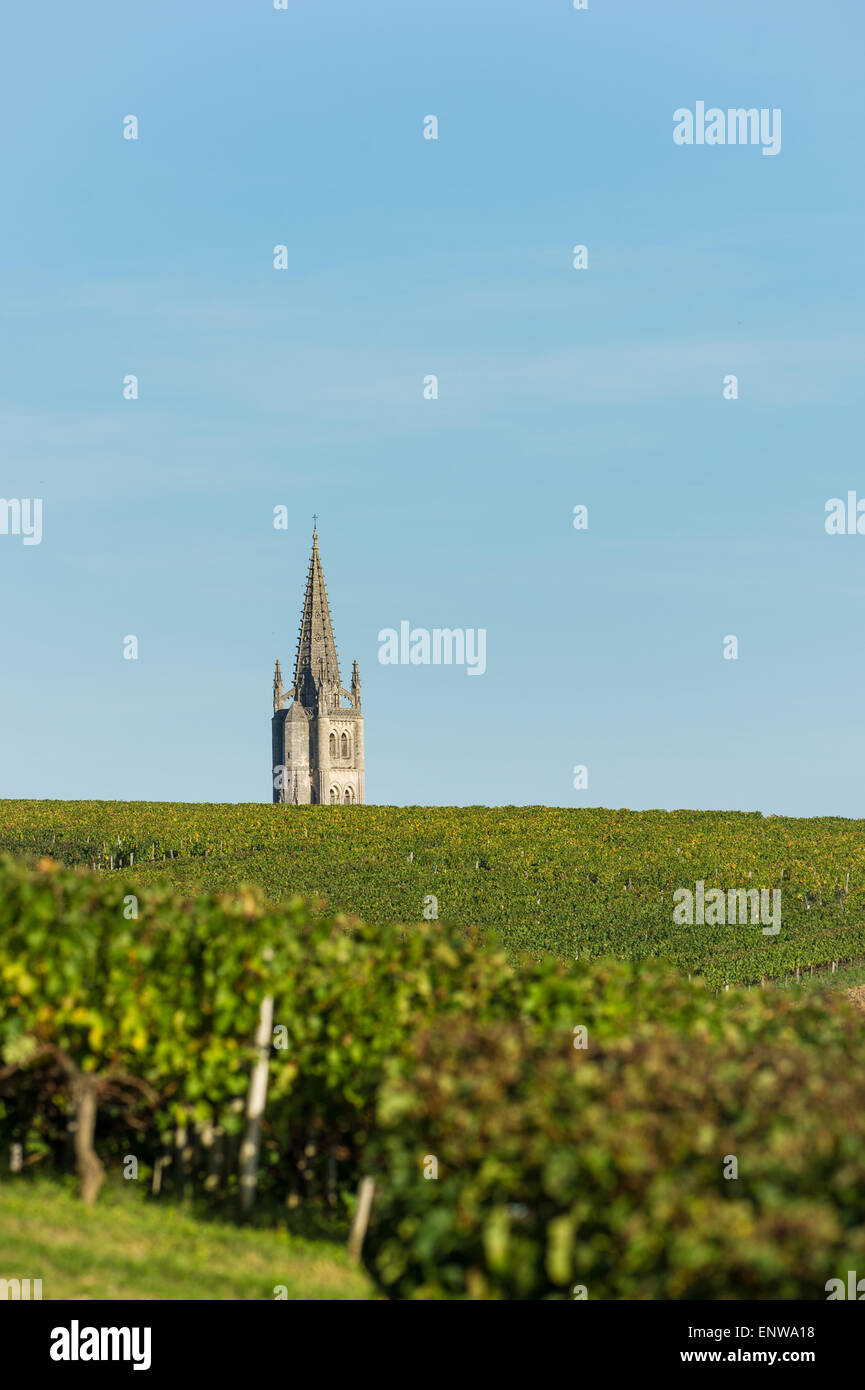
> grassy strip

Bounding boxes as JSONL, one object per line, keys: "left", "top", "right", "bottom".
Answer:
{"left": 0, "top": 1176, "right": 374, "bottom": 1301}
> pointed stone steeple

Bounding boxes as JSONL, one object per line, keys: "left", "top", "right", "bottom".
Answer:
{"left": 293, "top": 528, "right": 341, "bottom": 709}
{"left": 271, "top": 526, "right": 365, "bottom": 805}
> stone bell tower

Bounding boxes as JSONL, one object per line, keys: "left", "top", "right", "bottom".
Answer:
{"left": 271, "top": 528, "right": 365, "bottom": 805}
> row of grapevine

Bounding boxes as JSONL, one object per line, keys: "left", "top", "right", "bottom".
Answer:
{"left": 3, "top": 853, "right": 865, "bottom": 1296}
{"left": 2, "top": 802, "right": 865, "bottom": 985}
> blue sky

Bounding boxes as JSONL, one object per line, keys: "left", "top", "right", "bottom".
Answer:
{"left": 1, "top": 0, "right": 864, "bottom": 813}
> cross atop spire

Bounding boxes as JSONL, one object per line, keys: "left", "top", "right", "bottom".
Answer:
{"left": 292, "top": 529, "right": 341, "bottom": 707}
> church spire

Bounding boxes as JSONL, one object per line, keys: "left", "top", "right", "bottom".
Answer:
{"left": 292, "top": 528, "right": 341, "bottom": 708}
{"left": 272, "top": 526, "right": 365, "bottom": 805}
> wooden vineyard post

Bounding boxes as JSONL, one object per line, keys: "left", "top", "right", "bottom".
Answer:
{"left": 152, "top": 1154, "right": 170, "bottom": 1195}
{"left": 174, "top": 1124, "right": 194, "bottom": 1198}
{"left": 203, "top": 1124, "right": 226, "bottom": 1195}
{"left": 200, "top": 1123, "right": 214, "bottom": 1189}
{"left": 239, "top": 994, "right": 274, "bottom": 1215}
{"left": 348, "top": 1176, "right": 376, "bottom": 1265}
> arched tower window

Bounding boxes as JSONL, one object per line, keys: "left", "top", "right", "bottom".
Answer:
{"left": 344, "top": 787, "right": 353, "bottom": 804}
{"left": 329, "top": 732, "right": 336, "bottom": 758}
{"left": 341, "top": 732, "right": 349, "bottom": 758}
{"left": 329, "top": 786, "right": 338, "bottom": 804}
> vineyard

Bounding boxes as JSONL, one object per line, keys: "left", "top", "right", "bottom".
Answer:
{"left": 2, "top": 852, "right": 865, "bottom": 1299}
{"left": 2, "top": 802, "right": 865, "bottom": 987}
